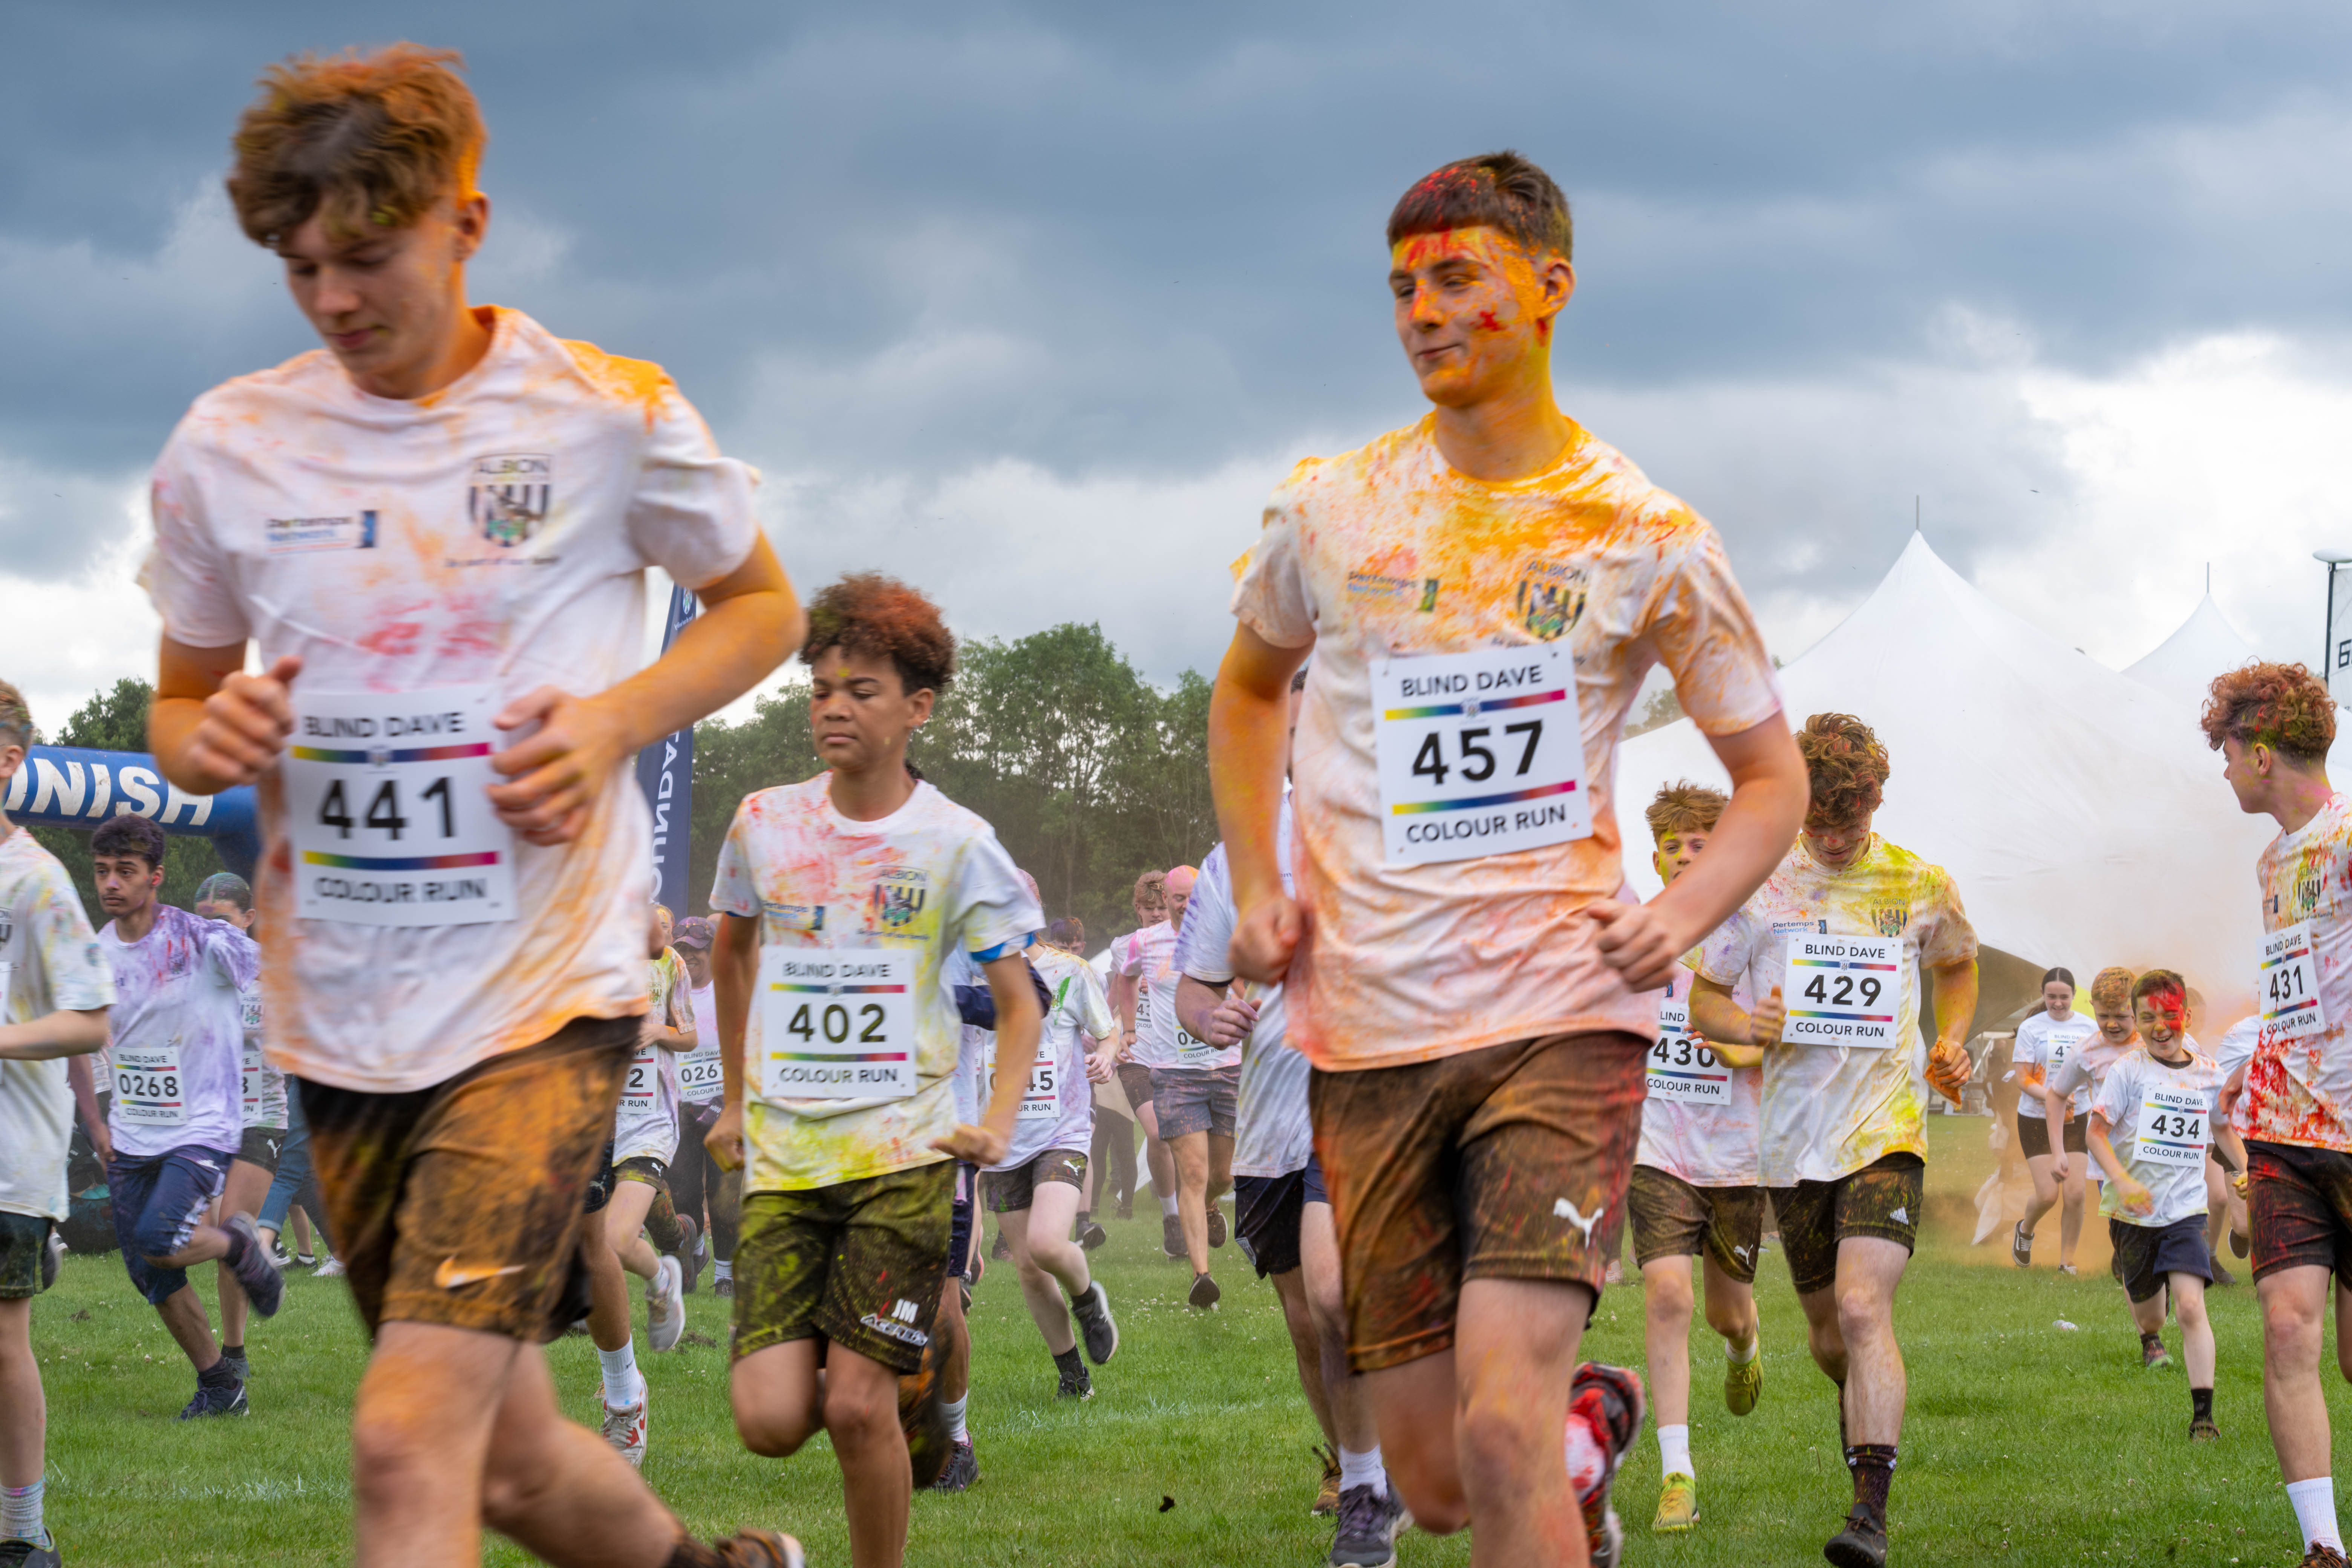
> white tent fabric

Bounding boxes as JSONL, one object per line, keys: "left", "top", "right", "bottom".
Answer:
{"left": 2122, "top": 593, "right": 2262, "bottom": 709}
{"left": 1615, "top": 533, "right": 2272, "bottom": 1023}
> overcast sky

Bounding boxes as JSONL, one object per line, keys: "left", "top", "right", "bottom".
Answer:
{"left": 7, "top": 0, "right": 2352, "bottom": 732}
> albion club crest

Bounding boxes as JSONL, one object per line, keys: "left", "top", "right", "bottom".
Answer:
{"left": 870, "top": 871, "right": 931, "bottom": 931}
{"left": 1872, "top": 905, "right": 1910, "bottom": 938}
{"left": 468, "top": 453, "right": 553, "bottom": 548}
{"left": 1513, "top": 559, "right": 1588, "bottom": 642}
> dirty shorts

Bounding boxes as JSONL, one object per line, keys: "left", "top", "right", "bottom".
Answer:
{"left": 1767, "top": 1152, "right": 1924, "bottom": 1297}
{"left": 1628, "top": 1165, "right": 1768, "bottom": 1283}
{"left": 985, "top": 1148, "right": 1087, "bottom": 1214}
{"left": 732, "top": 1159, "right": 955, "bottom": 1376}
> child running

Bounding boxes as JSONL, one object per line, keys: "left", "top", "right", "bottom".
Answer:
{"left": 2009, "top": 967, "right": 2098, "bottom": 1272}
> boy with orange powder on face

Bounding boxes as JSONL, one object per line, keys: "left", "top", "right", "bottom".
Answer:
{"left": 140, "top": 45, "right": 808, "bottom": 1568}
{"left": 1209, "top": 152, "right": 1807, "bottom": 1568}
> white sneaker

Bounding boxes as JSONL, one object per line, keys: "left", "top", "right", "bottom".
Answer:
{"left": 600, "top": 1393, "right": 648, "bottom": 1468}
{"left": 314, "top": 1257, "right": 346, "bottom": 1278}
{"left": 647, "top": 1255, "right": 685, "bottom": 1352}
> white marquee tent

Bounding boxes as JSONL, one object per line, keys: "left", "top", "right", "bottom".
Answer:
{"left": 1614, "top": 533, "right": 2274, "bottom": 1030}
{"left": 2122, "top": 592, "right": 2263, "bottom": 710}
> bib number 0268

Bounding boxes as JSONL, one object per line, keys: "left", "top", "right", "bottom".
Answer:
{"left": 758, "top": 948, "right": 916, "bottom": 1101}
{"left": 1372, "top": 646, "right": 1589, "bottom": 866}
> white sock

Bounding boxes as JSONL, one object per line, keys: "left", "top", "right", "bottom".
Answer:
{"left": 2, "top": 1479, "right": 44, "bottom": 1546}
{"left": 1564, "top": 1411, "right": 1605, "bottom": 1496}
{"left": 1338, "top": 1444, "right": 1387, "bottom": 1499}
{"left": 1727, "top": 1332, "right": 1759, "bottom": 1364}
{"left": 713, "top": 1259, "right": 732, "bottom": 1282}
{"left": 599, "top": 1340, "right": 645, "bottom": 1408}
{"left": 1161, "top": 1193, "right": 1179, "bottom": 1217}
{"left": 941, "top": 1393, "right": 969, "bottom": 1444}
{"left": 1657, "top": 1423, "right": 1693, "bottom": 1478}
{"left": 2289, "top": 1477, "right": 2343, "bottom": 1551}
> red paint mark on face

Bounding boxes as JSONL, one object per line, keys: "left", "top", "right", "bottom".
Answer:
{"left": 1477, "top": 309, "right": 1503, "bottom": 332}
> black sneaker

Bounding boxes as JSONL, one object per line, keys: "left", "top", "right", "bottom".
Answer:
{"left": 1824, "top": 1508, "right": 1889, "bottom": 1568}
{"left": 1188, "top": 1272, "right": 1221, "bottom": 1310}
{"left": 931, "top": 1438, "right": 980, "bottom": 1493}
{"left": 1162, "top": 1214, "right": 1185, "bottom": 1259}
{"left": 1057, "top": 1360, "right": 1093, "bottom": 1399}
{"left": 1208, "top": 1205, "right": 1227, "bottom": 1247}
{"left": 1329, "top": 1482, "right": 1406, "bottom": 1568}
{"left": 676, "top": 1214, "right": 704, "bottom": 1294}
{"left": 224, "top": 1213, "right": 284, "bottom": 1318}
{"left": 179, "top": 1379, "right": 249, "bottom": 1419}
{"left": 0, "top": 1537, "right": 63, "bottom": 1568}
{"left": 1078, "top": 1219, "right": 1109, "bottom": 1251}
{"left": 714, "top": 1274, "right": 735, "bottom": 1298}
{"left": 1072, "top": 1281, "right": 1120, "bottom": 1364}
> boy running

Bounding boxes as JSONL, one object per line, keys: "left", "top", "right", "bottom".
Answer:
{"left": 1629, "top": 782, "right": 1766, "bottom": 1536}
{"left": 2046, "top": 965, "right": 2142, "bottom": 1196}
{"left": 2203, "top": 663, "right": 2352, "bottom": 1568}
{"left": 0, "top": 680, "right": 114, "bottom": 1568}
{"left": 1112, "top": 868, "right": 1197, "bottom": 1263}
{"left": 1211, "top": 152, "right": 1806, "bottom": 1568}
{"left": 1692, "top": 713, "right": 1978, "bottom": 1567}
{"left": 142, "top": 46, "right": 806, "bottom": 1567}
{"left": 92, "top": 813, "right": 281, "bottom": 1419}
{"left": 2086, "top": 969, "right": 2233, "bottom": 1434}
{"left": 706, "top": 574, "right": 1043, "bottom": 1568}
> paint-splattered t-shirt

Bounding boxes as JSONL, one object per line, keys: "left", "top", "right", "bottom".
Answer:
{"left": 1635, "top": 962, "right": 1762, "bottom": 1188}
{"left": 2012, "top": 1009, "right": 2102, "bottom": 1120}
{"left": 2236, "top": 794, "right": 2352, "bottom": 1153}
{"left": 988, "top": 943, "right": 1114, "bottom": 1173}
{"left": 711, "top": 775, "right": 1040, "bottom": 1192}
{"left": 2095, "top": 1045, "right": 2225, "bottom": 1227}
{"left": 142, "top": 306, "right": 759, "bottom": 1094}
{"left": 1230, "top": 415, "right": 1782, "bottom": 1070}
{"left": 2047, "top": 1027, "right": 2139, "bottom": 1147}
{"left": 100, "top": 905, "right": 260, "bottom": 1161}
{"left": 0, "top": 827, "right": 114, "bottom": 1220}
{"left": 1117, "top": 920, "right": 1236, "bottom": 1071}
{"left": 1697, "top": 835, "right": 1978, "bottom": 1186}
{"left": 614, "top": 948, "right": 691, "bottom": 1164}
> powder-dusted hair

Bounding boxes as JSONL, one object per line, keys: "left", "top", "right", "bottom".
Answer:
{"left": 2201, "top": 662, "right": 2336, "bottom": 764}
{"left": 2089, "top": 966, "right": 2136, "bottom": 1011}
{"left": 1646, "top": 780, "right": 1727, "bottom": 844}
{"left": 0, "top": 679, "right": 32, "bottom": 751}
{"left": 2132, "top": 969, "right": 2188, "bottom": 1009}
{"left": 227, "top": 44, "right": 485, "bottom": 247}
{"left": 1387, "top": 151, "right": 1573, "bottom": 262}
{"left": 801, "top": 573, "right": 957, "bottom": 696}
{"left": 1798, "top": 713, "right": 1891, "bottom": 828}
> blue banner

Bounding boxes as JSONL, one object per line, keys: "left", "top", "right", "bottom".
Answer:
{"left": 635, "top": 583, "right": 698, "bottom": 914}
{"left": 3, "top": 746, "right": 261, "bottom": 879}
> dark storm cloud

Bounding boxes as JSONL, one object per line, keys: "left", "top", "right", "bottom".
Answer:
{"left": 4, "top": 0, "right": 2349, "bottom": 665}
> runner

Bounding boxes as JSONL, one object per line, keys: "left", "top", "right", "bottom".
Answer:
{"left": 670, "top": 916, "right": 738, "bottom": 1295}
{"left": 704, "top": 573, "right": 1044, "bottom": 1568}
{"left": 2202, "top": 662, "right": 2352, "bottom": 1568}
{"left": 2008, "top": 967, "right": 2098, "bottom": 1272}
{"left": 143, "top": 44, "right": 807, "bottom": 1566}
{"left": 192, "top": 870, "right": 283, "bottom": 1380}
{"left": 1129, "top": 862, "right": 1237, "bottom": 1306}
{"left": 1111, "top": 870, "right": 1194, "bottom": 1261}
{"left": 1211, "top": 151, "right": 1807, "bottom": 1568}
{"left": 2045, "top": 967, "right": 2143, "bottom": 1208}
{"left": 91, "top": 814, "right": 282, "bottom": 1418}
{"left": 1692, "top": 712, "right": 1979, "bottom": 1568}
{"left": 0, "top": 678, "right": 115, "bottom": 1568}
{"left": 2085, "top": 969, "right": 2233, "bottom": 1437}
{"left": 1629, "top": 782, "right": 1766, "bottom": 1536}
{"left": 983, "top": 918, "right": 1120, "bottom": 1397}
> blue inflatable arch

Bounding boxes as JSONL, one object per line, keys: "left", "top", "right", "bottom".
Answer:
{"left": 3, "top": 746, "right": 260, "bottom": 880}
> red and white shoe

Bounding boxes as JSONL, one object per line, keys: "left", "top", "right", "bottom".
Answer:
{"left": 601, "top": 1392, "right": 648, "bottom": 1469}
{"left": 1565, "top": 1362, "right": 1645, "bottom": 1568}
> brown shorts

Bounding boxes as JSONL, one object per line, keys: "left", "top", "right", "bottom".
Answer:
{"left": 732, "top": 1160, "right": 955, "bottom": 1375}
{"left": 1116, "top": 1063, "right": 1157, "bottom": 1121}
{"left": 1768, "top": 1152, "right": 1924, "bottom": 1297}
{"left": 984, "top": 1148, "right": 1087, "bottom": 1213}
{"left": 1309, "top": 1030, "right": 1647, "bottom": 1373}
{"left": 1628, "top": 1165, "right": 1768, "bottom": 1283}
{"left": 300, "top": 1014, "right": 636, "bottom": 1341}
{"left": 2248, "top": 1141, "right": 2352, "bottom": 1282}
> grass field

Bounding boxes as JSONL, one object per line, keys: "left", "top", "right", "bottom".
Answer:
{"left": 28, "top": 1116, "right": 2349, "bottom": 1566}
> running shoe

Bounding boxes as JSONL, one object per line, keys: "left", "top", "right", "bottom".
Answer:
{"left": 992, "top": 1228, "right": 1012, "bottom": 1262}
{"left": 1072, "top": 1280, "right": 1120, "bottom": 1364}
{"left": 2144, "top": 1342, "right": 2175, "bottom": 1372}
{"left": 294, "top": 1250, "right": 317, "bottom": 1268}
{"left": 315, "top": 1257, "right": 345, "bottom": 1278}
{"left": 1823, "top": 1507, "right": 1889, "bottom": 1568}
{"left": 1329, "top": 1482, "right": 1406, "bottom": 1568}
{"left": 1188, "top": 1272, "right": 1221, "bottom": 1310}
{"left": 2232, "top": 1226, "right": 2251, "bottom": 1260}
{"left": 1567, "top": 1362, "right": 1644, "bottom": 1568}
{"left": 705, "top": 1530, "right": 808, "bottom": 1568}
{"left": 1652, "top": 1472, "right": 1698, "bottom": 1533}
{"left": 1162, "top": 1214, "right": 1185, "bottom": 1259}
{"left": 2010, "top": 1220, "right": 2033, "bottom": 1269}
{"left": 1078, "top": 1219, "right": 1109, "bottom": 1251}
{"left": 676, "top": 1214, "right": 704, "bottom": 1295}
{"left": 1115, "top": 1200, "right": 1133, "bottom": 1220}
{"left": 0, "top": 1537, "right": 62, "bottom": 1568}
{"left": 2190, "top": 1415, "right": 2220, "bottom": 1443}
{"left": 224, "top": 1213, "right": 284, "bottom": 1317}
{"left": 601, "top": 1395, "right": 648, "bottom": 1468}
{"left": 648, "top": 1255, "right": 686, "bottom": 1352}
{"left": 2056, "top": 1263, "right": 2079, "bottom": 1276}
{"left": 714, "top": 1274, "right": 735, "bottom": 1298}
{"left": 1057, "top": 1360, "right": 1093, "bottom": 1399}
{"left": 1725, "top": 1349, "right": 1762, "bottom": 1416}
{"left": 931, "top": 1439, "right": 980, "bottom": 1493}
{"left": 1312, "top": 1443, "right": 1341, "bottom": 1516}
{"left": 899, "top": 1320, "right": 954, "bottom": 1490}
{"left": 2302, "top": 1545, "right": 2351, "bottom": 1568}
{"left": 179, "top": 1380, "right": 249, "bottom": 1419}
{"left": 1208, "top": 1205, "right": 1227, "bottom": 1247}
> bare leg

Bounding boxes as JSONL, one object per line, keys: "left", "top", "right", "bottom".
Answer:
{"left": 1700, "top": 1252, "right": 1759, "bottom": 1352}
{"left": 2057, "top": 1164, "right": 2085, "bottom": 1267}
{"left": 0, "top": 1297, "right": 41, "bottom": 1495}
{"left": 1641, "top": 1254, "right": 1698, "bottom": 1430}
{"left": 1171, "top": 1131, "right": 1212, "bottom": 1276}
{"left": 2018, "top": 1150, "right": 2058, "bottom": 1246}
{"left": 211, "top": 1160, "right": 274, "bottom": 1349}
{"left": 153, "top": 1286, "right": 222, "bottom": 1374}
{"left": 937, "top": 1269, "right": 970, "bottom": 1404}
{"left": 1302, "top": 1201, "right": 1377, "bottom": 1453}
{"left": 1829, "top": 1237, "right": 1909, "bottom": 1446}
{"left": 583, "top": 1214, "right": 634, "bottom": 1355}
{"left": 1000, "top": 1204, "right": 1075, "bottom": 1355}
{"left": 1133, "top": 1099, "right": 1174, "bottom": 1215}
{"left": 2173, "top": 1274, "right": 2215, "bottom": 1386}
{"left": 602, "top": 1181, "right": 661, "bottom": 1284}
{"left": 733, "top": 1338, "right": 909, "bottom": 1568}
{"left": 2261, "top": 1265, "right": 2334, "bottom": 1482}
{"left": 1270, "top": 1265, "right": 1335, "bottom": 1442}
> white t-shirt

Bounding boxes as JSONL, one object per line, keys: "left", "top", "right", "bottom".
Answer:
{"left": 989, "top": 944, "right": 1114, "bottom": 1172}
{"left": 680, "top": 978, "right": 722, "bottom": 1106}
{"left": 2095, "top": 1045, "right": 2225, "bottom": 1227}
{"left": 1117, "top": 920, "right": 1237, "bottom": 1071}
{"left": 1178, "top": 801, "right": 1313, "bottom": 1179}
{"left": 2013, "top": 1009, "right": 2101, "bottom": 1120}
{"left": 710, "top": 775, "right": 1040, "bottom": 1192}
{"left": 141, "top": 306, "right": 760, "bottom": 1095}
{"left": 232, "top": 954, "right": 287, "bottom": 1132}
{"left": 2237, "top": 794, "right": 2352, "bottom": 1152}
{"left": 0, "top": 828, "right": 115, "bottom": 1219}
{"left": 100, "top": 906, "right": 259, "bottom": 1160}
{"left": 2212, "top": 1015, "right": 2260, "bottom": 1118}
{"left": 613, "top": 949, "right": 690, "bottom": 1164}
{"left": 1635, "top": 964, "right": 1762, "bottom": 1188}
{"left": 1229, "top": 414, "right": 1783, "bottom": 1072}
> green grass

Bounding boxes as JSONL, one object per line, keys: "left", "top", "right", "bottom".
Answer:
{"left": 29, "top": 1118, "right": 2352, "bottom": 1565}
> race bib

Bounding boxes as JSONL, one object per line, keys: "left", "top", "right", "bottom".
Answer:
{"left": 1647, "top": 997, "right": 1734, "bottom": 1105}
{"left": 2046, "top": 1029, "right": 2094, "bottom": 1114}
{"left": 2259, "top": 921, "right": 2328, "bottom": 1042}
{"left": 678, "top": 1044, "right": 725, "bottom": 1104}
{"left": 1372, "top": 646, "right": 1588, "bottom": 865}
{"left": 240, "top": 1038, "right": 267, "bottom": 1118}
{"left": 1173, "top": 1023, "right": 1220, "bottom": 1067}
{"left": 2135, "top": 1087, "right": 2209, "bottom": 1168}
{"left": 1782, "top": 934, "right": 1903, "bottom": 1049}
{"left": 284, "top": 686, "right": 518, "bottom": 928}
{"left": 758, "top": 948, "right": 916, "bottom": 1101}
{"left": 986, "top": 1041, "right": 1060, "bottom": 1125}
{"left": 619, "top": 1042, "right": 661, "bottom": 1114}
{"left": 113, "top": 1037, "right": 188, "bottom": 1126}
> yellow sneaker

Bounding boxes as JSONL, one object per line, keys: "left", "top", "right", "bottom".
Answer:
{"left": 1724, "top": 1349, "right": 1763, "bottom": 1416}
{"left": 1653, "top": 1472, "right": 1699, "bottom": 1533}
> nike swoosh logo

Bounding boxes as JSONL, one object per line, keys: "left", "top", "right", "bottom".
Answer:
{"left": 435, "top": 1257, "right": 526, "bottom": 1289}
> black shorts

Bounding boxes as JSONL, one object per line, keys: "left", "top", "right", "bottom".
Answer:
{"left": 2016, "top": 1113, "right": 2087, "bottom": 1160}
{"left": 237, "top": 1125, "right": 286, "bottom": 1174}
{"left": 2110, "top": 1214, "right": 2213, "bottom": 1303}
{"left": 2248, "top": 1140, "right": 2352, "bottom": 1283}
{"left": 1767, "top": 1152, "right": 1924, "bottom": 1297}
{"left": 1628, "top": 1166, "right": 1768, "bottom": 1283}
{"left": 1234, "top": 1167, "right": 1309, "bottom": 1278}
